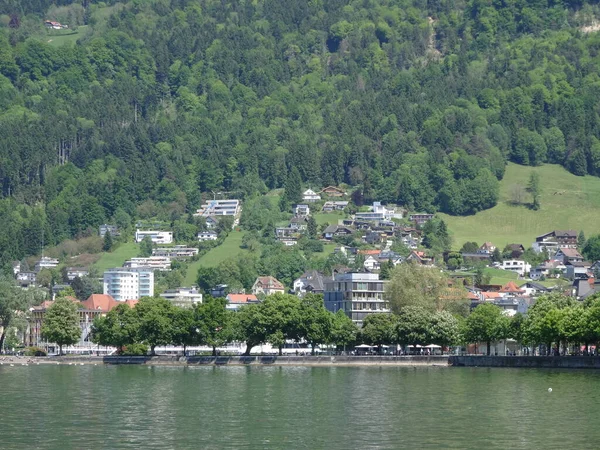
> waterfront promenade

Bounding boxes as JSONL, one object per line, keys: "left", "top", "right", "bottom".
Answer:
{"left": 4, "top": 354, "right": 600, "bottom": 368}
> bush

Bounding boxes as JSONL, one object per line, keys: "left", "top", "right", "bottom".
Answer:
{"left": 24, "top": 347, "right": 47, "bottom": 356}
{"left": 121, "top": 343, "right": 149, "bottom": 356}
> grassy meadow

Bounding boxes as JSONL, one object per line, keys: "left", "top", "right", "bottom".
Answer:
{"left": 440, "top": 163, "right": 600, "bottom": 250}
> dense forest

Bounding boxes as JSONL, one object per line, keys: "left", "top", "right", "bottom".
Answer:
{"left": 1, "top": 0, "right": 600, "bottom": 267}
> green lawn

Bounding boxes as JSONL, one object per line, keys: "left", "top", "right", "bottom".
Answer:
{"left": 47, "top": 26, "right": 87, "bottom": 47}
{"left": 314, "top": 212, "right": 345, "bottom": 226}
{"left": 183, "top": 231, "right": 249, "bottom": 285}
{"left": 440, "top": 163, "right": 600, "bottom": 249}
{"left": 92, "top": 241, "right": 140, "bottom": 273}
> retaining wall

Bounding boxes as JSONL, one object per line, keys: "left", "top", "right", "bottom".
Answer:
{"left": 449, "top": 355, "right": 600, "bottom": 369}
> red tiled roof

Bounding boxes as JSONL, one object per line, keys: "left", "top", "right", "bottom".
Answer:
{"left": 227, "top": 294, "right": 258, "bottom": 303}
{"left": 483, "top": 292, "right": 502, "bottom": 299}
{"left": 81, "top": 294, "right": 119, "bottom": 312}
{"left": 359, "top": 249, "right": 381, "bottom": 256}
{"left": 500, "top": 281, "right": 524, "bottom": 293}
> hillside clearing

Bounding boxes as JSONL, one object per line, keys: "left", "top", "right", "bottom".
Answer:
{"left": 440, "top": 163, "right": 600, "bottom": 250}
{"left": 93, "top": 242, "right": 139, "bottom": 273}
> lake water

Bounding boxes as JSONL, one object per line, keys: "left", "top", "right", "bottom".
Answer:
{"left": 1, "top": 365, "right": 599, "bottom": 449}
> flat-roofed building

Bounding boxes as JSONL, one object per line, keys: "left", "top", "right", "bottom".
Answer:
{"left": 103, "top": 268, "right": 154, "bottom": 301}
{"left": 135, "top": 230, "right": 173, "bottom": 244}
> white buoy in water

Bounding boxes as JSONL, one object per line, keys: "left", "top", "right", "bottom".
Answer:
{"left": 548, "top": 388, "right": 552, "bottom": 393}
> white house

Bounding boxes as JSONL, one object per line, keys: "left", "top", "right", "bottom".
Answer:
{"left": 363, "top": 255, "right": 380, "bottom": 271}
{"left": 135, "top": 230, "right": 173, "bottom": 244}
{"left": 294, "top": 204, "right": 310, "bottom": 217}
{"left": 34, "top": 257, "right": 59, "bottom": 272}
{"left": 198, "top": 231, "right": 218, "bottom": 242}
{"left": 153, "top": 246, "right": 199, "bottom": 259}
{"left": 499, "top": 260, "right": 531, "bottom": 277}
{"left": 302, "top": 189, "right": 321, "bottom": 202}
{"left": 160, "top": 287, "right": 203, "bottom": 308}
{"left": 354, "top": 202, "right": 402, "bottom": 221}
{"left": 194, "top": 199, "right": 241, "bottom": 218}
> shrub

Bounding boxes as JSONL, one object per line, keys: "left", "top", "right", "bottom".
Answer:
{"left": 24, "top": 347, "right": 47, "bottom": 356}
{"left": 121, "top": 343, "right": 149, "bottom": 356}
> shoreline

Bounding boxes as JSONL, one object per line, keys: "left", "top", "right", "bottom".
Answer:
{"left": 3, "top": 355, "right": 600, "bottom": 369}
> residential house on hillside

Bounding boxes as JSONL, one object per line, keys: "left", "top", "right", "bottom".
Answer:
{"left": 553, "top": 248, "right": 584, "bottom": 264}
{"left": 195, "top": 199, "right": 241, "bottom": 218}
{"left": 320, "top": 186, "right": 346, "bottom": 197}
{"left": 572, "top": 277, "right": 599, "bottom": 299}
{"left": 225, "top": 293, "right": 260, "bottom": 311}
{"left": 505, "top": 244, "right": 525, "bottom": 258}
{"left": 322, "top": 201, "right": 348, "bottom": 212}
{"left": 566, "top": 261, "right": 592, "bottom": 280}
{"left": 123, "top": 256, "right": 172, "bottom": 271}
{"left": 252, "top": 276, "right": 285, "bottom": 296}
{"left": 99, "top": 224, "right": 119, "bottom": 237}
{"left": 35, "top": 257, "right": 59, "bottom": 272}
{"left": 153, "top": 246, "right": 199, "bottom": 259}
{"left": 519, "top": 281, "right": 550, "bottom": 297}
{"left": 478, "top": 242, "right": 496, "bottom": 254}
{"left": 408, "top": 213, "right": 434, "bottom": 225}
{"left": 407, "top": 251, "right": 435, "bottom": 266}
{"left": 135, "top": 230, "right": 173, "bottom": 244}
{"left": 66, "top": 268, "right": 89, "bottom": 281}
{"left": 364, "top": 231, "right": 382, "bottom": 245}
{"left": 198, "top": 231, "right": 218, "bottom": 241}
{"left": 354, "top": 202, "right": 402, "bottom": 222}
{"left": 499, "top": 260, "right": 531, "bottom": 277}
{"left": 302, "top": 189, "right": 321, "bottom": 202}
{"left": 530, "top": 260, "right": 566, "bottom": 280}
{"left": 205, "top": 216, "right": 221, "bottom": 229}
{"left": 533, "top": 230, "right": 578, "bottom": 253}
{"left": 17, "top": 271, "right": 36, "bottom": 287}
{"left": 363, "top": 255, "right": 380, "bottom": 271}
{"left": 323, "top": 225, "right": 354, "bottom": 240}
{"left": 293, "top": 270, "right": 326, "bottom": 296}
{"left": 294, "top": 204, "right": 310, "bottom": 217}
{"left": 289, "top": 216, "right": 308, "bottom": 230}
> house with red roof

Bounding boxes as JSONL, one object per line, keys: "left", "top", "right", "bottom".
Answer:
{"left": 225, "top": 293, "right": 259, "bottom": 311}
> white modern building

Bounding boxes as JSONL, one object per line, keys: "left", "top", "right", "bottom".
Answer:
{"left": 354, "top": 202, "right": 402, "bottom": 222}
{"left": 194, "top": 199, "right": 241, "bottom": 218}
{"left": 66, "top": 268, "right": 89, "bottom": 281}
{"left": 135, "top": 230, "right": 173, "bottom": 244}
{"left": 198, "top": 231, "right": 218, "bottom": 242}
{"left": 499, "top": 260, "right": 531, "bottom": 277}
{"left": 160, "top": 287, "right": 203, "bottom": 308}
{"left": 34, "top": 256, "right": 59, "bottom": 272}
{"left": 153, "top": 246, "right": 199, "bottom": 259}
{"left": 123, "top": 256, "right": 172, "bottom": 271}
{"left": 103, "top": 268, "right": 154, "bottom": 301}
{"left": 324, "top": 272, "right": 389, "bottom": 326}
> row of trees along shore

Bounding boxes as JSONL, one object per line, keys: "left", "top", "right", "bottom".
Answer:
{"left": 40, "top": 288, "right": 600, "bottom": 357}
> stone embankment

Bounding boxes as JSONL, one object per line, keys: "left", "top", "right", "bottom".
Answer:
{"left": 449, "top": 355, "right": 600, "bottom": 369}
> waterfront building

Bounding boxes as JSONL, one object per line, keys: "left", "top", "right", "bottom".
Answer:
{"left": 324, "top": 272, "right": 389, "bottom": 326}
{"left": 160, "top": 287, "right": 203, "bottom": 308}
{"left": 103, "top": 268, "right": 154, "bottom": 301}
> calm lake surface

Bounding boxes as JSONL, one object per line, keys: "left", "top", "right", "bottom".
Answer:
{"left": 1, "top": 365, "right": 599, "bottom": 449}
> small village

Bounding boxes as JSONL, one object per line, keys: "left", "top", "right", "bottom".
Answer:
{"left": 5, "top": 184, "right": 599, "bottom": 357}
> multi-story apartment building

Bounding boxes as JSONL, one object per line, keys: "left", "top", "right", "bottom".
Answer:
{"left": 34, "top": 256, "right": 59, "bottom": 272}
{"left": 103, "top": 268, "right": 154, "bottom": 301}
{"left": 134, "top": 230, "right": 173, "bottom": 244}
{"left": 324, "top": 272, "right": 389, "bottom": 326}
{"left": 152, "top": 246, "right": 199, "bottom": 259}
{"left": 194, "top": 199, "right": 241, "bottom": 218}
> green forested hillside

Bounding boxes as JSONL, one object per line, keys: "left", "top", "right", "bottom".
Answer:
{"left": 2, "top": 0, "right": 600, "bottom": 267}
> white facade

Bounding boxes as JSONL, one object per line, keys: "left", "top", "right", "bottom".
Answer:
{"left": 103, "top": 268, "right": 154, "bottom": 301}
{"left": 294, "top": 204, "right": 310, "bottom": 217}
{"left": 153, "top": 246, "right": 199, "bottom": 259}
{"left": 66, "top": 268, "right": 89, "bottom": 281}
{"left": 302, "top": 189, "right": 321, "bottom": 202}
{"left": 123, "top": 256, "right": 172, "bottom": 271}
{"left": 35, "top": 257, "right": 59, "bottom": 272}
{"left": 135, "top": 230, "right": 173, "bottom": 244}
{"left": 160, "top": 287, "right": 203, "bottom": 308}
{"left": 194, "top": 199, "right": 241, "bottom": 217}
{"left": 500, "top": 260, "right": 531, "bottom": 277}
{"left": 354, "top": 202, "right": 402, "bottom": 221}
{"left": 198, "top": 231, "right": 218, "bottom": 241}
